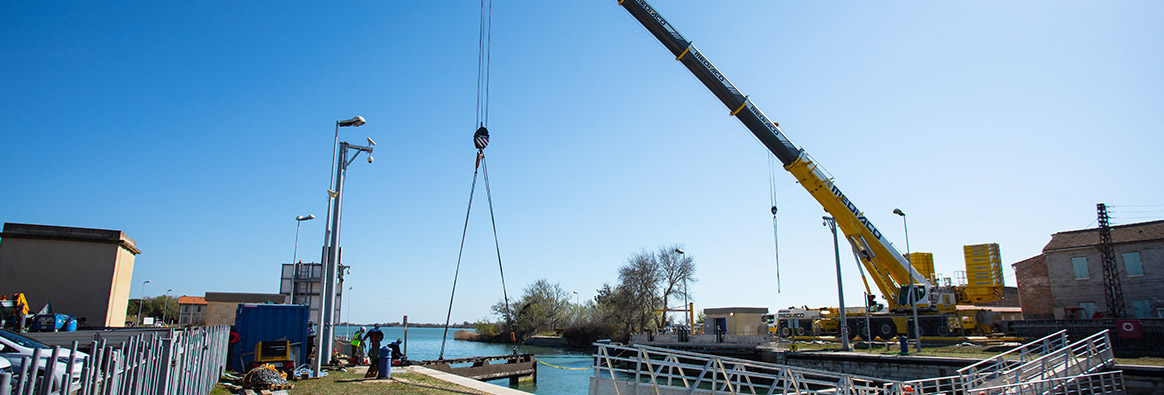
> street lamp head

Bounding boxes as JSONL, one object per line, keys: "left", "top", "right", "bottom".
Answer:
{"left": 893, "top": 208, "right": 905, "bottom": 217}
{"left": 366, "top": 137, "right": 376, "bottom": 146}
{"left": 674, "top": 248, "right": 684, "bottom": 254}
{"left": 338, "top": 116, "right": 366, "bottom": 127}
{"left": 296, "top": 214, "right": 316, "bottom": 221}
{"left": 144, "top": 280, "right": 151, "bottom": 285}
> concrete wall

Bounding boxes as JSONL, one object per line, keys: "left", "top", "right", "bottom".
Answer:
{"left": 0, "top": 223, "right": 139, "bottom": 327}
{"left": 205, "top": 302, "right": 239, "bottom": 326}
{"left": 1045, "top": 240, "right": 1164, "bottom": 318}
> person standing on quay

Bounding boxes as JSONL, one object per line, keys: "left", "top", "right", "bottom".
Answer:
{"left": 351, "top": 326, "right": 366, "bottom": 364}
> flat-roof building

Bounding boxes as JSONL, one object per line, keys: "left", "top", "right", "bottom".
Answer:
{"left": 0, "top": 223, "right": 140, "bottom": 327}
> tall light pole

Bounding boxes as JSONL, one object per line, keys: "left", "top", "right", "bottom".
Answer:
{"left": 292, "top": 214, "right": 315, "bottom": 305}
{"left": 164, "top": 289, "right": 173, "bottom": 325}
{"left": 894, "top": 208, "right": 921, "bottom": 353}
{"left": 314, "top": 135, "right": 374, "bottom": 377}
{"left": 675, "top": 248, "right": 689, "bottom": 330}
{"left": 312, "top": 116, "right": 365, "bottom": 376}
{"left": 319, "top": 116, "right": 365, "bottom": 274}
{"left": 346, "top": 286, "right": 353, "bottom": 326}
{"left": 823, "top": 217, "right": 849, "bottom": 351}
{"left": 137, "top": 280, "right": 151, "bottom": 326}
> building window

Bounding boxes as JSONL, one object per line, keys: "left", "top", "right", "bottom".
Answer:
{"left": 1132, "top": 300, "right": 1151, "bottom": 318}
{"left": 1071, "top": 257, "right": 1089, "bottom": 279}
{"left": 197, "top": 306, "right": 202, "bottom": 313}
{"left": 1079, "top": 302, "right": 1096, "bottom": 319}
{"left": 1123, "top": 252, "right": 1144, "bottom": 276}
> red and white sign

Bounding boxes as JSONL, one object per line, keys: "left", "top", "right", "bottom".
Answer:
{"left": 1116, "top": 320, "right": 1143, "bottom": 339}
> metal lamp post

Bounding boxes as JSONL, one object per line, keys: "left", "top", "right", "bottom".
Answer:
{"left": 164, "top": 289, "right": 173, "bottom": 325}
{"left": 311, "top": 116, "right": 365, "bottom": 376}
{"left": 893, "top": 208, "right": 921, "bottom": 353}
{"left": 572, "top": 291, "right": 579, "bottom": 320}
{"left": 823, "top": 216, "right": 849, "bottom": 351}
{"left": 675, "top": 248, "right": 689, "bottom": 330}
{"left": 137, "top": 280, "right": 151, "bottom": 326}
{"left": 313, "top": 135, "right": 375, "bottom": 377}
{"left": 319, "top": 116, "right": 365, "bottom": 271}
{"left": 292, "top": 214, "right": 315, "bottom": 304}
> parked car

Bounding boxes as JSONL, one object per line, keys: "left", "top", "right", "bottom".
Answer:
{"left": 0, "top": 329, "right": 87, "bottom": 391}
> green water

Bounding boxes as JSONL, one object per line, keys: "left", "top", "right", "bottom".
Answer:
{"left": 337, "top": 325, "right": 593, "bottom": 394}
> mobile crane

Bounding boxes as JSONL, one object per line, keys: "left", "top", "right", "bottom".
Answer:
{"left": 617, "top": 0, "right": 1006, "bottom": 339}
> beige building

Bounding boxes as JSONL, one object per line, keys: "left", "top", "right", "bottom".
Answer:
{"left": 0, "top": 223, "right": 140, "bottom": 327}
{"left": 203, "top": 292, "right": 284, "bottom": 326}
{"left": 704, "top": 307, "right": 769, "bottom": 336}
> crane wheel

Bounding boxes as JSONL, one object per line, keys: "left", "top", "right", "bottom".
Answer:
{"left": 874, "top": 320, "right": 896, "bottom": 340}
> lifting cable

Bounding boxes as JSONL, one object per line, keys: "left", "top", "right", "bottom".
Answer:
{"left": 768, "top": 153, "right": 782, "bottom": 293}
{"left": 440, "top": 0, "right": 516, "bottom": 360}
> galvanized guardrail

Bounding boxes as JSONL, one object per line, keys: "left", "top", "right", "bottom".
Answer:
{"left": 593, "top": 342, "right": 905, "bottom": 394}
{"left": 1, "top": 326, "right": 229, "bottom": 395}
{"left": 958, "top": 329, "right": 1069, "bottom": 389}
{"left": 972, "top": 370, "right": 1125, "bottom": 395}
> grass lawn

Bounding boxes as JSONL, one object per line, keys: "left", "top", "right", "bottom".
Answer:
{"left": 211, "top": 368, "right": 490, "bottom": 395}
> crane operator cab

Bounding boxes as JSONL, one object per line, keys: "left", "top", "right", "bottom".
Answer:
{"left": 897, "top": 284, "right": 929, "bottom": 310}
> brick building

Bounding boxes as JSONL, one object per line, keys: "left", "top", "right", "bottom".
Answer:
{"left": 1013, "top": 220, "right": 1164, "bottom": 319}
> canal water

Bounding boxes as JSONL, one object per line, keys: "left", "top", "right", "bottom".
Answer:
{"left": 336, "top": 325, "right": 593, "bottom": 394}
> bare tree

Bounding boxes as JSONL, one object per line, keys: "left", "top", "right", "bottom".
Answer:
{"left": 657, "top": 244, "right": 696, "bottom": 327}
{"left": 619, "top": 249, "right": 661, "bottom": 332}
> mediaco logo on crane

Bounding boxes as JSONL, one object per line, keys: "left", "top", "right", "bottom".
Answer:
{"left": 831, "top": 184, "right": 884, "bottom": 241}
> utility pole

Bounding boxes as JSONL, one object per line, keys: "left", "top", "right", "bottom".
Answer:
{"left": 1097, "top": 203, "right": 1126, "bottom": 318}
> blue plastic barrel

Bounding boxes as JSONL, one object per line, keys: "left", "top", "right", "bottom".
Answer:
{"left": 378, "top": 347, "right": 391, "bottom": 378}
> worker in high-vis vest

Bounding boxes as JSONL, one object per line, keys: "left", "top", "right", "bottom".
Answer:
{"left": 351, "top": 327, "right": 366, "bottom": 364}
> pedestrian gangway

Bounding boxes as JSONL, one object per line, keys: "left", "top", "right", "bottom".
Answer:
{"left": 901, "top": 329, "right": 1122, "bottom": 394}
{"left": 591, "top": 329, "right": 1124, "bottom": 395}
{"left": 590, "top": 342, "right": 908, "bottom": 395}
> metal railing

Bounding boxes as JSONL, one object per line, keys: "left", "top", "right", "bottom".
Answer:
{"left": 971, "top": 370, "right": 1125, "bottom": 395}
{"left": 593, "top": 342, "right": 903, "bottom": 394}
{"left": 901, "top": 374, "right": 964, "bottom": 395}
{"left": 967, "top": 330, "right": 1115, "bottom": 392}
{"left": 1, "top": 326, "right": 229, "bottom": 395}
{"left": 958, "top": 329, "right": 1069, "bottom": 389}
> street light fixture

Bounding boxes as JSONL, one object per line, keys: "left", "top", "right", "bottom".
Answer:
{"left": 314, "top": 135, "right": 375, "bottom": 377}
{"left": 893, "top": 208, "right": 922, "bottom": 353}
{"left": 822, "top": 217, "right": 849, "bottom": 351}
{"left": 292, "top": 214, "right": 316, "bottom": 305}
{"left": 137, "top": 280, "right": 151, "bottom": 326}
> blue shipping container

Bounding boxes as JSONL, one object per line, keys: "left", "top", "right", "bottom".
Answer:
{"left": 31, "top": 314, "right": 78, "bottom": 332}
{"left": 231, "top": 303, "right": 309, "bottom": 373}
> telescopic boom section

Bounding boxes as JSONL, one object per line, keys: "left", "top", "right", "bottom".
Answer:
{"left": 617, "top": 0, "right": 933, "bottom": 310}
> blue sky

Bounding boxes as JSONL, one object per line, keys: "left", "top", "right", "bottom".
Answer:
{"left": 3, "top": 1, "right": 1162, "bottom": 324}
